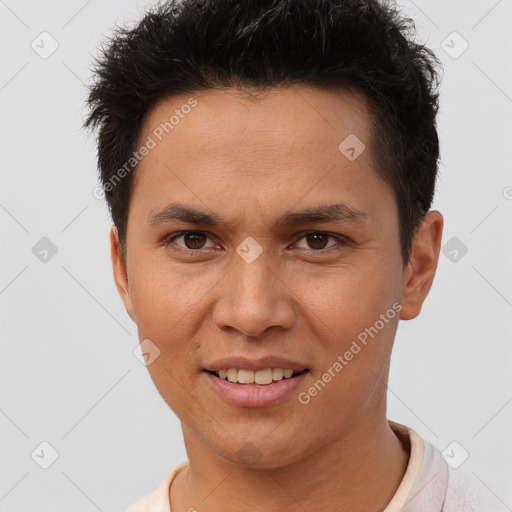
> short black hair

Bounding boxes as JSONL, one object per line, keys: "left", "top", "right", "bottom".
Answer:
{"left": 84, "top": 0, "right": 442, "bottom": 265}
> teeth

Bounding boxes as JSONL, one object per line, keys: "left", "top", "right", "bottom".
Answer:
{"left": 272, "top": 368, "right": 284, "bottom": 380}
{"left": 226, "top": 368, "right": 238, "bottom": 382}
{"left": 238, "top": 369, "right": 254, "bottom": 384}
{"left": 254, "top": 369, "right": 273, "bottom": 385}
{"left": 215, "top": 368, "right": 304, "bottom": 385}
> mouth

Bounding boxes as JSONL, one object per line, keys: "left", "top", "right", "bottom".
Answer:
{"left": 206, "top": 368, "right": 310, "bottom": 386}
{"left": 204, "top": 366, "right": 310, "bottom": 407}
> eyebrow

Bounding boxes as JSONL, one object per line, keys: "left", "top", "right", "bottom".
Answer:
{"left": 147, "top": 202, "right": 370, "bottom": 231}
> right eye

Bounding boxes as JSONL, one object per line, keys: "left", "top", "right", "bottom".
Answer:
{"left": 162, "top": 231, "right": 221, "bottom": 251}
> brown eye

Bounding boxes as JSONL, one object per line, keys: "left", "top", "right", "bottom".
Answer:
{"left": 295, "top": 232, "right": 341, "bottom": 251}
{"left": 182, "top": 232, "right": 207, "bottom": 249}
{"left": 164, "top": 231, "right": 218, "bottom": 251}
{"left": 305, "top": 233, "right": 329, "bottom": 250}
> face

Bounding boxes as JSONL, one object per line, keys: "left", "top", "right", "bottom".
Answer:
{"left": 111, "top": 86, "right": 436, "bottom": 468}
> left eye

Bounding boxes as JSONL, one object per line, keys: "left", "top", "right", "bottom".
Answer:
{"left": 294, "top": 232, "right": 342, "bottom": 251}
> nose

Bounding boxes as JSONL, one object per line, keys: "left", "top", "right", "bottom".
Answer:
{"left": 212, "top": 253, "right": 296, "bottom": 338}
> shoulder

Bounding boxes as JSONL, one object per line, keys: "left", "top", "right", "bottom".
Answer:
{"left": 124, "top": 462, "right": 189, "bottom": 512}
{"left": 443, "top": 466, "right": 508, "bottom": 512}
{"left": 124, "top": 480, "right": 168, "bottom": 512}
{"left": 392, "top": 424, "right": 507, "bottom": 512}
{"left": 125, "top": 491, "right": 158, "bottom": 512}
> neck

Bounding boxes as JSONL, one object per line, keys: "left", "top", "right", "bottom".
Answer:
{"left": 170, "top": 415, "right": 409, "bottom": 512}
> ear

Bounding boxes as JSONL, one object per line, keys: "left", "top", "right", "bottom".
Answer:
{"left": 399, "top": 211, "right": 444, "bottom": 320}
{"left": 110, "top": 225, "right": 136, "bottom": 323}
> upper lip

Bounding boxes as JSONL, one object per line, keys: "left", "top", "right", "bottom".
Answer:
{"left": 204, "top": 356, "right": 309, "bottom": 372}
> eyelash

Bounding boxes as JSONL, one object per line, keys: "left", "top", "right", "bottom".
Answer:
{"left": 161, "top": 231, "right": 348, "bottom": 253}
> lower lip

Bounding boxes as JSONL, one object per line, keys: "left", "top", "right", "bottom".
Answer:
{"left": 204, "top": 371, "right": 309, "bottom": 408}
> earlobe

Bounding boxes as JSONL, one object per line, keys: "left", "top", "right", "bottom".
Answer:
{"left": 110, "top": 226, "right": 136, "bottom": 323}
{"left": 399, "top": 211, "right": 444, "bottom": 320}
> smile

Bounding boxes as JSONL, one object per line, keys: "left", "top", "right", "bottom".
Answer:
{"left": 204, "top": 368, "right": 310, "bottom": 407}
{"left": 209, "top": 368, "right": 308, "bottom": 385}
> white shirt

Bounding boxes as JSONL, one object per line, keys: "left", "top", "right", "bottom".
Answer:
{"left": 125, "top": 420, "right": 506, "bottom": 511}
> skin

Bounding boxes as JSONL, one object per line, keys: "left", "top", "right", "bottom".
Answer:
{"left": 111, "top": 86, "right": 443, "bottom": 511}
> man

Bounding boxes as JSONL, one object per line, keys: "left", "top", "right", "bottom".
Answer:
{"left": 84, "top": 0, "right": 504, "bottom": 510}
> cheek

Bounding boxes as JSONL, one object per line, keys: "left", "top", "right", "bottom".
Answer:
{"left": 128, "top": 264, "right": 204, "bottom": 414}
{"left": 300, "top": 260, "right": 399, "bottom": 337}
{"left": 297, "top": 262, "right": 400, "bottom": 394}
{"left": 128, "top": 256, "right": 196, "bottom": 327}
{"left": 126, "top": 265, "right": 187, "bottom": 381}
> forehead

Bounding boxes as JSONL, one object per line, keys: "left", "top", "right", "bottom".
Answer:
{"left": 139, "top": 85, "right": 373, "bottom": 164}
{"left": 129, "top": 86, "right": 392, "bottom": 225}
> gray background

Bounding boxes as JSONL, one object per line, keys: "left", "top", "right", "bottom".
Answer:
{"left": 1, "top": 0, "right": 511, "bottom": 510}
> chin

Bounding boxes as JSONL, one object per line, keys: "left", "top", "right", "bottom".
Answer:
{"left": 212, "top": 432, "right": 313, "bottom": 470}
